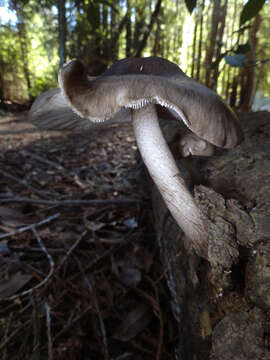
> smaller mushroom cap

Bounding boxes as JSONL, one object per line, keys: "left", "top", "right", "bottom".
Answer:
{"left": 178, "top": 132, "right": 215, "bottom": 157}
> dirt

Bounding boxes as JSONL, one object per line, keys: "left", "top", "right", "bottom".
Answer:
{"left": 1, "top": 110, "right": 269, "bottom": 360}
{"left": 0, "top": 111, "right": 175, "bottom": 360}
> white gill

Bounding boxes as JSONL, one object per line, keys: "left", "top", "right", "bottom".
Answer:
{"left": 125, "top": 96, "right": 191, "bottom": 130}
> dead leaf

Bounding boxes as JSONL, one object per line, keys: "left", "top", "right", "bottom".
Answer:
{"left": 0, "top": 272, "right": 33, "bottom": 298}
{"left": 112, "top": 256, "right": 142, "bottom": 287}
{"left": 0, "top": 206, "right": 34, "bottom": 230}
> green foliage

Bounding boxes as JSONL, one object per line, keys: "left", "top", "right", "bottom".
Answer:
{"left": 0, "top": 24, "right": 26, "bottom": 100}
{"left": 0, "top": 0, "right": 270, "bottom": 105}
{"left": 225, "top": 54, "right": 248, "bottom": 67}
{"left": 240, "top": 0, "right": 266, "bottom": 25}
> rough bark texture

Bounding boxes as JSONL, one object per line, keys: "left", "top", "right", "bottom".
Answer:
{"left": 152, "top": 112, "right": 270, "bottom": 359}
{"left": 135, "top": 0, "right": 162, "bottom": 57}
{"left": 58, "top": 0, "right": 67, "bottom": 68}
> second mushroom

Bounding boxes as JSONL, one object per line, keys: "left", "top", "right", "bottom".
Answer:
{"left": 33, "top": 57, "right": 243, "bottom": 258}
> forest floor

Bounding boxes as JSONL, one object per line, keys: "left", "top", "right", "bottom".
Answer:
{"left": 0, "top": 111, "right": 176, "bottom": 360}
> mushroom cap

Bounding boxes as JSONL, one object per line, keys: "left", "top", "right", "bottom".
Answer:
{"left": 29, "top": 88, "right": 91, "bottom": 130}
{"left": 29, "top": 88, "right": 131, "bottom": 131}
{"left": 59, "top": 57, "right": 243, "bottom": 148}
{"left": 178, "top": 132, "right": 216, "bottom": 157}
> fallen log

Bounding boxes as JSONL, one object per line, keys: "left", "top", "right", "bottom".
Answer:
{"left": 151, "top": 112, "right": 270, "bottom": 359}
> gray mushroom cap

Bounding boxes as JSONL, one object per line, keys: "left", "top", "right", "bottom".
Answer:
{"left": 29, "top": 88, "right": 131, "bottom": 131}
{"left": 59, "top": 57, "right": 243, "bottom": 149}
{"left": 178, "top": 131, "right": 216, "bottom": 157}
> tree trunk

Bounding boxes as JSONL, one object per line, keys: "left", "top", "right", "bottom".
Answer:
{"left": 196, "top": 0, "right": 205, "bottom": 81}
{"left": 102, "top": 4, "right": 108, "bottom": 34}
{"left": 204, "top": 0, "right": 221, "bottom": 87}
{"left": 239, "top": 15, "right": 261, "bottom": 111}
{"left": 13, "top": 0, "right": 32, "bottom": 97}
{"left": 58, "top": 0, "right": 67, "bottom": 68}
{"left": 191, "top": 13, "right": 199, "bottom": 79}
{"left": 111, "top": 12, "right": 129, "bottom": 60}
{"left": 135, "top": 0, "right": 162, "bottom": 57}
{"left": 149, "top": 112, "right": 270, "bottom": 359}
{"left": 125, "top": 0, "right": 132, "bottom": 57}
{"left": 212, "top": 0, "right": 228, "bottom": 90}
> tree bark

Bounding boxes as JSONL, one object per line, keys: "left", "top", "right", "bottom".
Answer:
{"left": 212, "top": 0, "right": 228, "bottom": 90}
{"left": 148, "top": 112, "right": 270, "bottom": 359}
{"left": 58, "top": 0, "right": 67, "bottom": 68}
{"left": 196, "top": 0, "right": 205, "bottom": 81}
{"left": 135, "top": 0, "right": 162, "bottom": 57}
{"left": 239, "top": 15, "right": 261, "bottom": 111}
{"left": 125, "top": 0, "right": 132, "bottom": 57}
{"left": 204, "top": 0, "right": 221, "bottom": 87}
{"left": 12, "top": 0, "right": 32, "bottom": 97}
{"left": 191, "top": 13, "right": 199, "bottom": 78}
{"left": 153, "top": 18, "right": 161, "bottom": 56}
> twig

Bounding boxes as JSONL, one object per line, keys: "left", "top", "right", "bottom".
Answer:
{"left": 0, "top": 196, "right": 140, "bottom": 207}
{"left": 73, "top": 251, "right": 110, "bottom": 359}
{"left": 113, "top": 354, "right": 134, "bottom": 360}
{"left": 1, "top": 312, "right": 13, "bottom": 360}
{"left": 68, "top": 243, "right": 122, "bottom": 282}
{"left": 22, "top": 150, "right": 64, "bottom": 170}
{"left": 31, "top": 227, "right": 55, "bottom": 277}
{"left": 0, "top": 169, "right": 51, "bottom": 198}
{"left": 0, "top": 213, "right": 60, "bottom": 240}
{"left": 45, "top": 302, "right": 53, "bottom": 360}
{"left": 84, "top": 273, "right": 110, "bottom": 360}
{"left": 56, "top": 230, "right": 87, "bottom": 272}
{"left": 149, "top": 277, "right": 164, "bottom": 360}
{"left": 0, "top": 321, "right": 31, "bottom": 351}
{"left": 0, "top": 226, "right": 56, "bottom": 301}
{"left": 53, "top": 305, "right": 92, "bottom": 341}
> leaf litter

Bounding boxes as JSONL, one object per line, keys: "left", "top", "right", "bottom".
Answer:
{"left": 0, "top": 111, "right": 177, "bottom": 360}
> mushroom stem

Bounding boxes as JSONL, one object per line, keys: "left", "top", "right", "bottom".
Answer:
{"left": 132, "top": 104, "right": 209, "bottom": 256}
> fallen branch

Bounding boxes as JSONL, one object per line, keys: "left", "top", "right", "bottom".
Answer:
{"left": 0, "top": 213, "right": 60, "bottom": 240}
{"left": 22, "top": 149, "right": 64, "bottom": 170}
{"left": 0, "top": 225, "right": 56, "bottom": 301}
{"left": 0, "top": 169, "right": 51, "bottom": 198}
{"left": 53, "top": 304, "right": 93, "bottom": 341}
{"left": 56, "top": 230, "right": 88, "bottom": 272}
{"left": 45, "top": 302, "right": 53, "bottom": 360}
{"left": 0, "top": 196, "right": 140, "bottom": 207}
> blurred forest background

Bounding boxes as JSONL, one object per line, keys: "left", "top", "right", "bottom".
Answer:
{"left": 0, "top": 0, "right": 269, "bottom": 111}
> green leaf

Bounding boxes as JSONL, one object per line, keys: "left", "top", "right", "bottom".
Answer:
{"left": 184, "top": 0, "right": 197, "bottom": 14}
{"left": 225, "top": 54, "right": 248, "bottom": 67}
{"left": 240, "top": 0, "right": 266, "bottom": 26}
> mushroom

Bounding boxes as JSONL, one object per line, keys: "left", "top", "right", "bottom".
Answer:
{"left": 37, "top": 57, "right": 243, "bottom": 258}
{"left": 177, "top": 129, "right": 216, "bottom": 158}
{"left": 167, "top": 127, "right": 216, "bottom": 186}
{"left": 29, "top": 88, "right": 131, "bottom": 131}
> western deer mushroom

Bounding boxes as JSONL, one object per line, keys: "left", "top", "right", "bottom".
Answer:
{"left": 177, "top": 129, "right": 216, "bottom": 158}
{"left": 29, "top": 88, "right": 131, "bottom": 131}
{"left": 35, "top": 57, "right": 243, "bottom": 258}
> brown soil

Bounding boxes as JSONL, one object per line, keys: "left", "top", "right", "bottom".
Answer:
{"left": 0, "top": 111, "right": 175, "bottom": 360}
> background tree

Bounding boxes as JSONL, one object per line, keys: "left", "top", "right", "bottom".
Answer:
{"left": 0, "top": 0, "right": 269, "bottom": 108}
{"left": 58, "top": 0, "right": 67, "bottom": 68}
